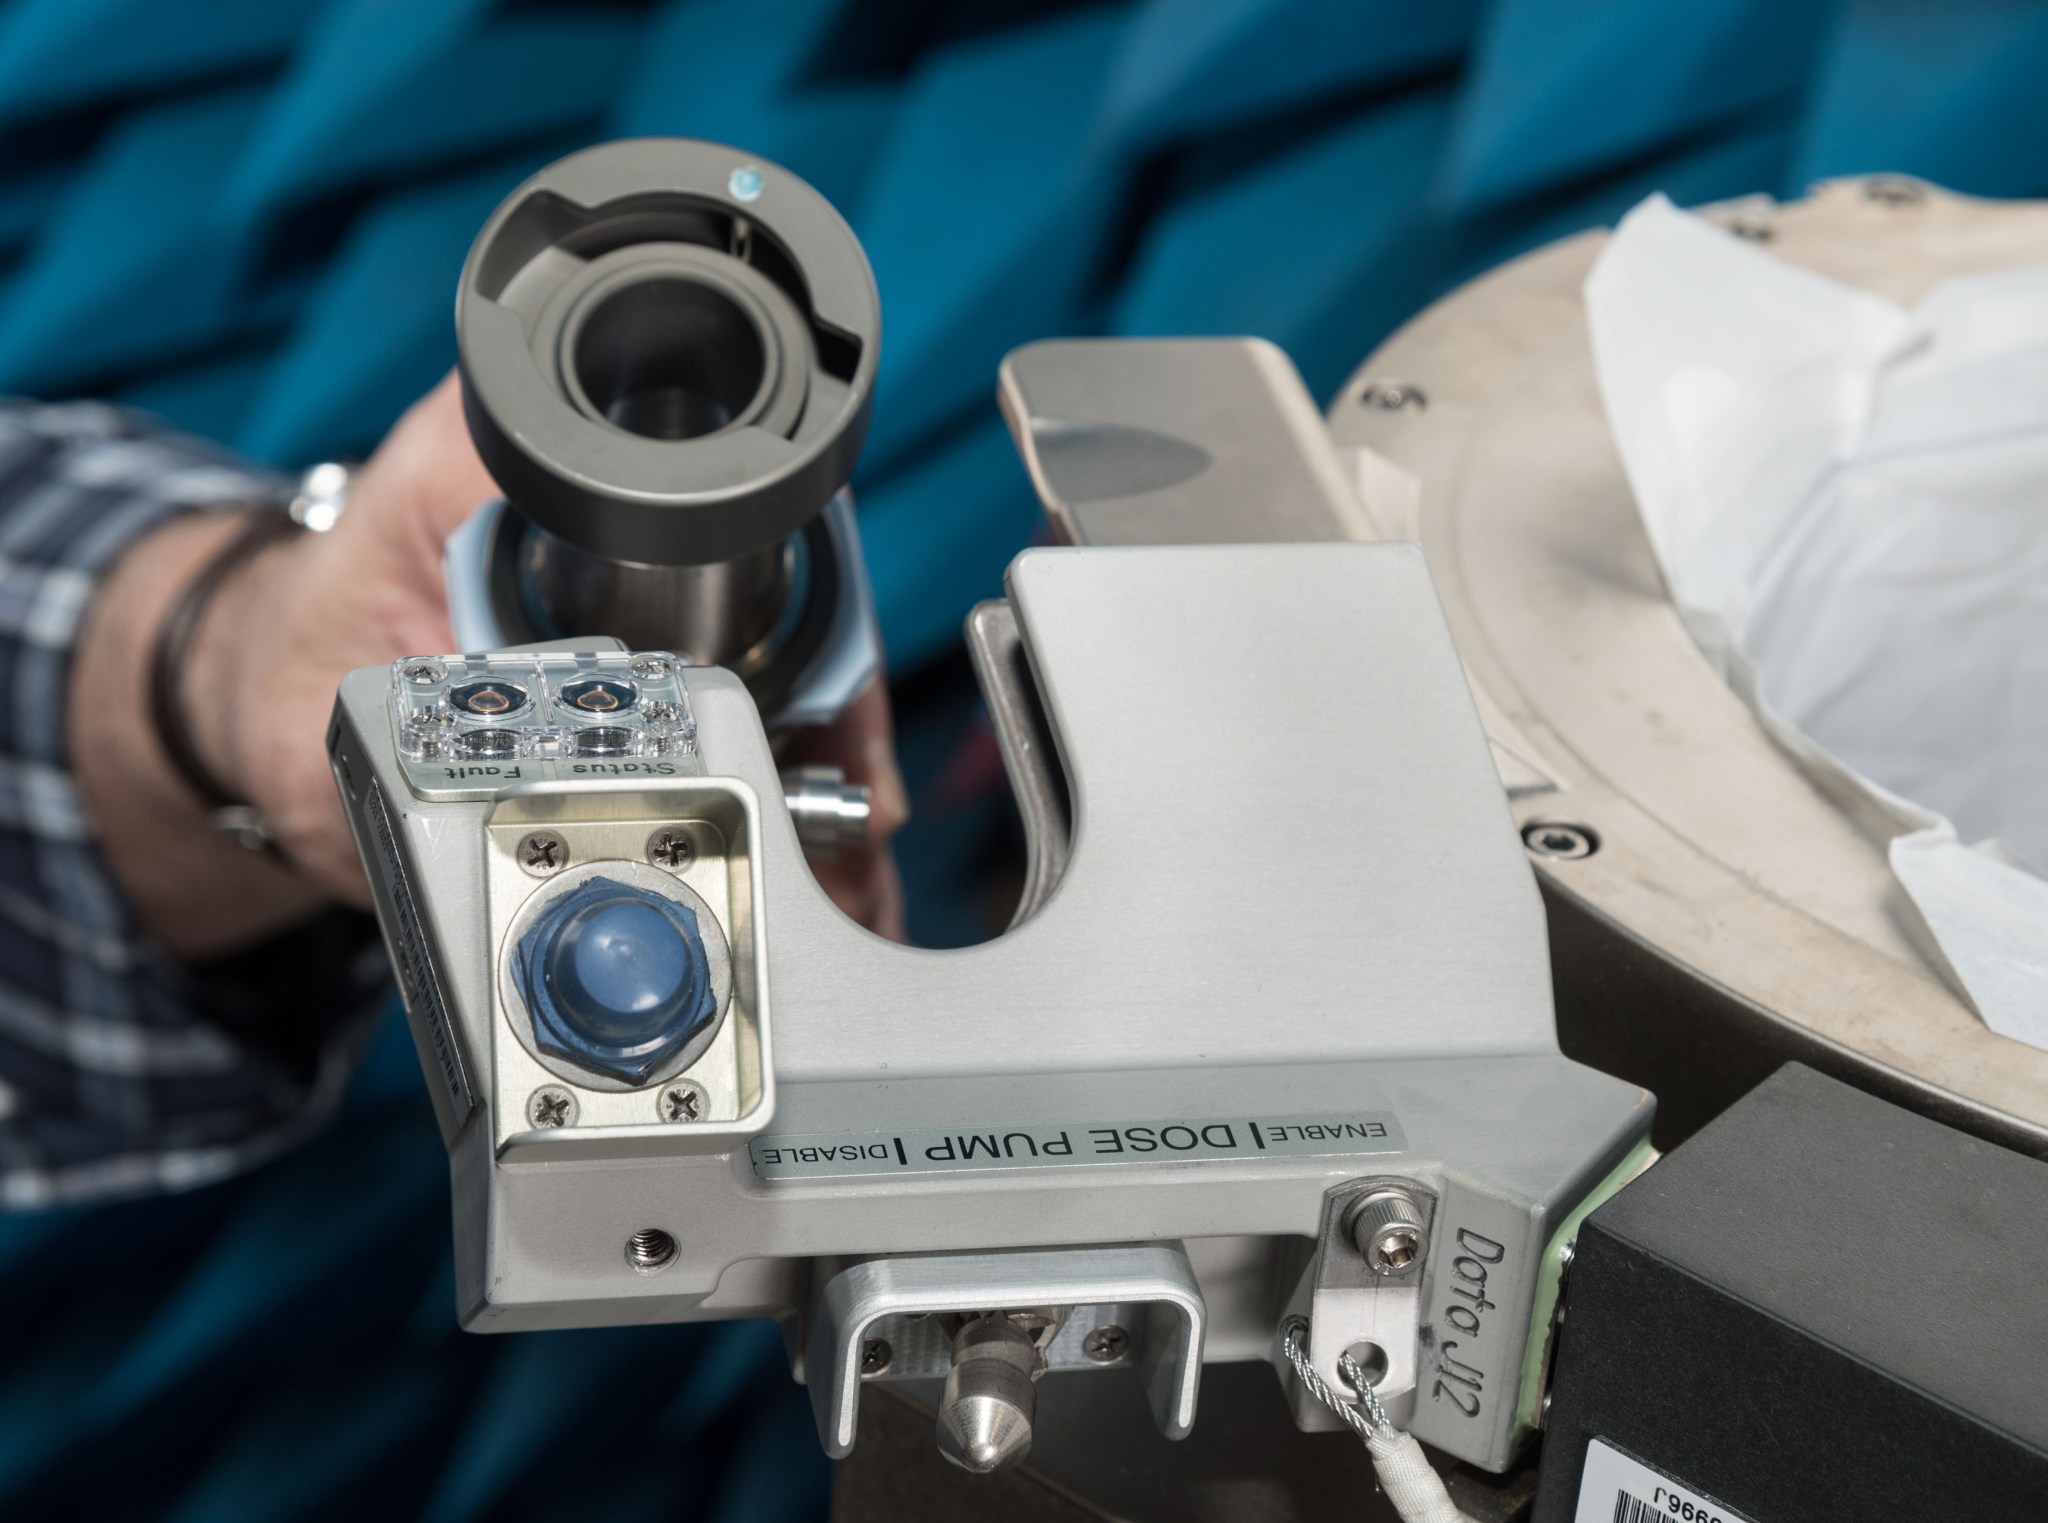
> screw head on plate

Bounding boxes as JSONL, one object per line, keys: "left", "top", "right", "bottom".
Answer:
{"left": 1346, "top": 1188, "right": 1430, "bottom": 1276}
{"left": 1370, "top": 1224, "right": 1423, "bottom": 1273}
{"left": 527, "top": 1086, "right": 577, "bottom": 1129}
{"left": 861, "top": 1338, "right": 893, "bottom": 1377}
{"left": 1864, "top": 175, "right": 1927, "bottom": 207}
{"left": 518, "top": 830, "right": 569, "bottom": 876}
{"left": 658, "top": 1081, "right": 707, "bottom": 1123}
{"left": 1358, "top": 379, "right": 1426, "bottom": 412}
{"left": 647, "top": 828, "right": 695, "bottom": 870}
{"left": 1082, "top": 1325, "right": 1130, "bottom": 1363}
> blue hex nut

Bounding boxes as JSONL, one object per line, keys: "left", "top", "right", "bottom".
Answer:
{"left": 516, "top": 877, "right": 719, "bottom": 1085}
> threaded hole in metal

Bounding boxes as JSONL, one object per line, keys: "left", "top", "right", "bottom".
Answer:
{"left": 626, "top": 1227, "right": 677, "bottom": 1271}
{"left": 1522, "top": 820, "right": 1599, "bottom": 860}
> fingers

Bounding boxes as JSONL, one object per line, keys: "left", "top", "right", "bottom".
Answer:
{"left": 808, "top": 842, "right": 907, "bottom": 941}
{"left": 301, "top": 373, "right": 493, "bottom": 655}
{"left": 856, "top": 849, "right": 907, "bottom": 942}
{"left": 784, "top": 677, "right": 910, "bottom": 843}
{"left": 309, "top": 375, "right": 917, "bottom": 947}
{"left": 286, "top": 826, "right": 375, "bottom": 911}
{"left": 841, "top": 678, "right": 910, "bottom": 840}
{"left": 777, "top": 678, "right": 911, "bottom": 938}
{"left": 774, "top": 681, "right": 909, "bottom": 937}
{"left": 347, "top": 372, "right": 500, "bottom": 557}
{"left": 392, "top": 373, "right": 500, "bottom": 534}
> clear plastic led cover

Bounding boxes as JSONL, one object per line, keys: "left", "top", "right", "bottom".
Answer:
{"left": 390, "top": 651, "right": 697, "bottom": 782}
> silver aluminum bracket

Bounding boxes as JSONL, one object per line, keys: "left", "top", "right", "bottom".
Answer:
{"left": 806, "top": 1243, "right": 1208, "bottom": 1458}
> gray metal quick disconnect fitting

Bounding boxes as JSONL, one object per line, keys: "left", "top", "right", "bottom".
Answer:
{"left": 456, "top": 137, "right": 880, "bottom": 569}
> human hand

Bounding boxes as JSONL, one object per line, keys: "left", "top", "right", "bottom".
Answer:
{"left": 776, "top": 677, "right": 909, "bottom": 941}
{"left": 74, "top": 373, "right": 908, "bottom": 959}
{"left": 194, "top": 374, "right": 502, "bottom": 902}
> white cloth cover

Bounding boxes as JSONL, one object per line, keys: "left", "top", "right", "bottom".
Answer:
{"left": 1586, "top": 194, "right": 2048, "bottom": 1050}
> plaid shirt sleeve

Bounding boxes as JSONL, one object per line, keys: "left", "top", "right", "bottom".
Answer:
{"left": 0, "top": 399, "right": 388, "bottom": 1210}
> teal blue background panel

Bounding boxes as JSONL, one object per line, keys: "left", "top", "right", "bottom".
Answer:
{"left": 0, "top": 3, "right": 2034, "bottom": 1517}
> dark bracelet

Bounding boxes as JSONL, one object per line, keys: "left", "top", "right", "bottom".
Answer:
{"left": 147, "top": 509, "right": 304, "bottom": 850}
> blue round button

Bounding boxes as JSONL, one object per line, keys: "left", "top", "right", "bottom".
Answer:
{"left": 517, "top": 878, "right": 719, "bottom": 1084}
{"left": 550, "top": 898, "right": 692, "bottom": 1040}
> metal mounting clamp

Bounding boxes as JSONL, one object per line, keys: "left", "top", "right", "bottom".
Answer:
{"left": 805, "top": 1243, "right": 1207, "bottom": 1458}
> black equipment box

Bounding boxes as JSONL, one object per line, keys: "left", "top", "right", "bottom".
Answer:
{"left": 1533, "top": 1063, "right": 2048, "bottom": 1522}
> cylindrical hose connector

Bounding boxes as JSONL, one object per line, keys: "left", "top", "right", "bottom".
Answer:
{"left": 454, "top": 138, "right": 880, "bottom": 709}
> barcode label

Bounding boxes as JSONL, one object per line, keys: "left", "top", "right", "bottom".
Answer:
{"left": 1575, "top": 1440, "right": 1758, "bottom": 1523}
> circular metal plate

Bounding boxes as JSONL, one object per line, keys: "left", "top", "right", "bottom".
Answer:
{"left": 1331, "top": 177, "right": 2048, "bottom": 1155}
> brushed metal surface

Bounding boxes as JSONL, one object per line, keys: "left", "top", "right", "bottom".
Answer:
{"left": 333, "top": 539, "right": 1653, "bottom": 1474}
{"left": 1000, "top": 337, "right": 1375, "bottom": 547}
{"left": 723, "top": 543, "right": 1557, "bottom": 1081}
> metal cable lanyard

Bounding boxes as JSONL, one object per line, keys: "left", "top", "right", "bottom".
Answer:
{"left": 1281, "top": 1322, "right": 1480, "bottom": 1523}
